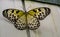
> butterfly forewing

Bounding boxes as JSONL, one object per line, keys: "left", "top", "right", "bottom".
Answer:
{"left": 3, "top": 9, "right": 26, "bottom": 30}
{"left": 28, "top": 7, "right": 51, "bottom": 20}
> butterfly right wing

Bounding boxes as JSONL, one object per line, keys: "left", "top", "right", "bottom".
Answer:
{"left": 28, "top": 7, "right": 51, "bottom": 20}
{"left": 27, "top": 7, "right": 51, "bottom": 30}
{"left": 2, "top": 9, "right": 26, "bottom": 30}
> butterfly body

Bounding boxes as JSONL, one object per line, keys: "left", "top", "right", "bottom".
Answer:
{"left": 2, "top": 7, "right": 51, "bottom": 30}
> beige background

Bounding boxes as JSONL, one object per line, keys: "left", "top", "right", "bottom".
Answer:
{"left": 0, "top": 0, "right": 60, "bottom": 37}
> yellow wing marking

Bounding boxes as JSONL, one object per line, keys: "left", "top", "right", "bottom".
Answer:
{"left": 28, "top": 7, "right": 51, "bottom": 20}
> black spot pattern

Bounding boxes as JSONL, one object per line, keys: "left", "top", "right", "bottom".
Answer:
{"left": 12, "top": 10, "right": 14, "bottom": 13}
{"left": 2, "top": 9, "right": 8, "bottom": 18}
{"left": 38, "top": 8, "right": 41, "bottom": 11}
{"left": 16, "top": 10, "right": 20, "bottom": 13}
{"left": 39, "top": 13, "right": 42, "bottom": 16}
{"left": 33, "top": 9, "right": 36, "bottom": 12}
{"left": 42, "top": 12, "right": 44, "bottom": 14}
{"left": 14, "top": 23, "right": 26, "bottom": 30}
{"left": 37, "top": 7, "right": 51, "bottom": 20}
{"left": 28, "top": 19, "right": 40, "bottom": 30}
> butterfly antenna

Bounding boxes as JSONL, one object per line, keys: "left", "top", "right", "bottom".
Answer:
{"left": 21, "top": 0, "right": 31, "bottom": 37}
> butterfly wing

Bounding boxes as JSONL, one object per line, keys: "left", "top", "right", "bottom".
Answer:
{"left": 27, "top": 14, "right": 40, "bottom": 30}
{"left": 28, "top": 7, "right": 51, "bottom": 20}
{"left": 28, "top": 7, "right": 51, "bottom": 30}
{"left": 2, "top": 9, "right": 26, "bottom": 30}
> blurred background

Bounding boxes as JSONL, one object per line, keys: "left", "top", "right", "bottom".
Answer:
{"left": 0, "top": 0, "right": 60, "bottom": 37}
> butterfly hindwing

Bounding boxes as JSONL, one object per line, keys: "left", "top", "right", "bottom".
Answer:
{"left": 27, "top": 14, "right": 40, "bottom": 30}
{"left": 2, "top": 9, "right": 26, "bottom": 30}
{"left": 15, "top": 14, "right": 26, "bottom": 30}
{"left": 28, "top": 7, "right": 51, "bottom": 20}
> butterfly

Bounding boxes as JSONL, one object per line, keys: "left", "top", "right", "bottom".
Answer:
{"left": 2, "top": 7, "right": 51, "bottom": 30}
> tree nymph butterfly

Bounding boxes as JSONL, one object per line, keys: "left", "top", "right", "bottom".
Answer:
{"left": 2, "top": 7, "right": 51, "bottom": 30}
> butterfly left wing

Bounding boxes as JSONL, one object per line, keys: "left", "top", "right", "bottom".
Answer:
{"left": 28, "top": 7, "right": 51, "bottom": 20}
{"left": 2, "top": 9, "right": 26, "bottom": 30}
